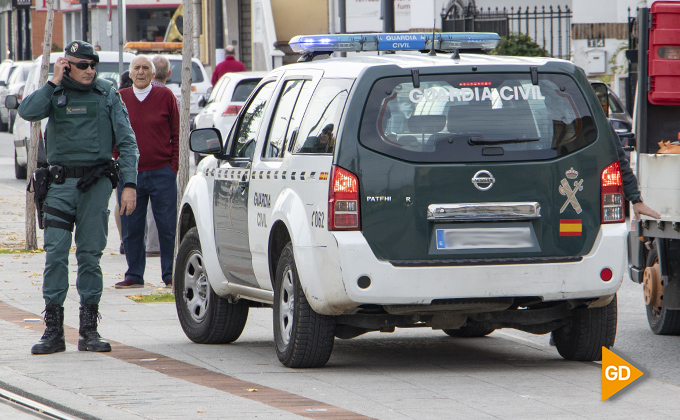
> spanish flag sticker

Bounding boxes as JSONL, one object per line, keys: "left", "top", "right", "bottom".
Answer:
{"left": 560, "top": 219, "right": 582, "bottom": 236}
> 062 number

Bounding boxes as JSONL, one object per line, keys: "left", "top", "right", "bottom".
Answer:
{"left": 311, "top": 211, "right": 325, "bottom": 228}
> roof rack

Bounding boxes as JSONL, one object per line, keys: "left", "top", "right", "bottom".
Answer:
{"left": 289, "top": 32, "right": 500, "bottom": 61}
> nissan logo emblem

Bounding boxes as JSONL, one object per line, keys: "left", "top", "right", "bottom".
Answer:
{"left": 472, "top": 170, "right": 495, "bottom": 191}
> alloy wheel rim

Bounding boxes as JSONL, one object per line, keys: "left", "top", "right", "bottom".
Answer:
{"left": 278, "top": 266, "right": 295, "bottom": 346}
{"left": 183, "top": 251, "right": 209, "bottom": 323}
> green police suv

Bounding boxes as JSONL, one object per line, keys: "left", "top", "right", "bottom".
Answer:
{"left": 179, "top": 33, "right": 627, "bottom": 368}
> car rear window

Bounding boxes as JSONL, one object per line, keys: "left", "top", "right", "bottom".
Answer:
{"left": 359, "top": 73, "right": 597, "bottom": 162}
{"left": 231, "top": 79, "right": 261, "bottom": 102}
{"left": 166, "top": 61, "right": 204, "bottom": 84}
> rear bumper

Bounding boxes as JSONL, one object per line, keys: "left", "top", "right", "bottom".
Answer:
{"left": 294, "top": 223, "right": 627, "bottom": 315}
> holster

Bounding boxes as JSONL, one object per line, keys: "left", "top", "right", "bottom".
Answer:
{"left": 27, "top": 168, "right": 52, "bottom": 229}
{"left": 76, "top": 160, "right": 120, "bottom": 193}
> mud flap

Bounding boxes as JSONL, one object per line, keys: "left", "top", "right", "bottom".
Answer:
{"left": 627, "top": 220, "right": 645, "bottom": 283}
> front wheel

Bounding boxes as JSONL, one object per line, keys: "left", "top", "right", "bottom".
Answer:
{"left": 174, "top": 227, "right": 249, "bottom": 344}
{"left": 644, "top": 247, "right": 680, "bottom": 335}
{"left": 14, "top": 150, "right": 26, "bottom": 180}
{"left": 273, "top": 243, "right": 335, "bottom": 368}
{"left": 553, "top": 295, "right": 617, "bottom": 361}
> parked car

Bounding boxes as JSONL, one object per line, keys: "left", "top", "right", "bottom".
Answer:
{"left": 8, "top": 51, "right": 135, "bottom": 179}
{"left": 155, "top": 54, "right": 210, "bottom": 120}
{"left": 590, "top": 82, "right": 634, "bottom": 151}
{"left": 0, "top": 59, "right": 14, "bottom": 131}
{"left": 179, "top": 32, "right": 628, "bottom": 368}
{"left": 1, "top": 61, "right": 32, "bottom": 133}
{"left": 192, "top": 71, "right": 266, "bottom": 164}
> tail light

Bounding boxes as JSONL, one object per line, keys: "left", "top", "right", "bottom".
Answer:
{"left": 328, "top": 165, "right": 360, "bottom": 231}
{"left": 601, "top": 161, "right": 624, "bottom": 223}
{"left": 18, "top": 86, "right": 24, "bottom": 100}
{"left": 222, "top": 105, "right": 241, "bottom": 117}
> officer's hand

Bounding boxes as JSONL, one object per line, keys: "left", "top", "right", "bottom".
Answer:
{"left": 633, "top": 202, "right": 661, "bottom": 220}
{"left": 119, "top": 187, "right": 137, "bottom": 216}
{"left": 50, "top": 57, "right": 70, "bottom": 85}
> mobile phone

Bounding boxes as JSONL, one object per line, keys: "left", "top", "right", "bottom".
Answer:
{"left": 63, "top": 62, "right": 70, "bottom": 76}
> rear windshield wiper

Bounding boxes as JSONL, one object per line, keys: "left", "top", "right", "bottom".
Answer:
{"left": 468, "top": 136, "right": 540, "bottom": 145}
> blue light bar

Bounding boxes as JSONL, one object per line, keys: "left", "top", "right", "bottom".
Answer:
{"left": 289, "top": 32, "right": 500, "bottom": 53}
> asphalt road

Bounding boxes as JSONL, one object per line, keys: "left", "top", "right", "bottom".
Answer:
{"left": 0, "top": 130, "right": 679, "bottom": 419}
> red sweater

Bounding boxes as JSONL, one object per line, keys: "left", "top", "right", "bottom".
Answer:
{"left": 211, "top": 56, "right": 246, "bottom": 86}
{"left": 119, "top": 86, "right": 179, "bottom": 173}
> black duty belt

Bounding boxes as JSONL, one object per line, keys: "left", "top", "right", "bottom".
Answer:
{"left": 64, "top": 165, "right": 101, "bottom": 178}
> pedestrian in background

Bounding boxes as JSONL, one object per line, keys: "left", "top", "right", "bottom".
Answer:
{"left": 19, "top": 40, "right": 139, "bottom": 354}
{"left": 141, "top": 55, "right": 180, "bottom": 257}
{"left": 211, "top": 45, "right": 245, "bottom": 86}
{"left": 115, "top": 55, "right": 179, "bottom": 289}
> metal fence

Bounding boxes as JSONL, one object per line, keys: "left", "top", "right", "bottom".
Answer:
{"left": 441, "top": 5, "right": 572, "bottom": 60}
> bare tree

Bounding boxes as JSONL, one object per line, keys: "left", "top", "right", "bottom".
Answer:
{"left": 25, "top": 0, "right": 55, "bottom": 250}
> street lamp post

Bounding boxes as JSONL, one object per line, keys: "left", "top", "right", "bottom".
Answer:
{"left": 80, "top": 0, "right": 89, "bottom": 42}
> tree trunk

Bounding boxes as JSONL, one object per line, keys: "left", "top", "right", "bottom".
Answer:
{"left": 174, "top": 0, "right": 193, "bottom": 265}
{"left": 25, "top": 0, "right": 55, "bottom": 251}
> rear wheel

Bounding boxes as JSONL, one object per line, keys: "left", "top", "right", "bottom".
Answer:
{"left": 273, "top": 243, "right": 335, "bottom": 368}
{"left": 443, "top": 320, "right": 495, "bottom": 338}
{"left": 14, "top": 150, "right": 26, "bottom": 180}
{"left": 553, "top": 295, "right": 617, "bottom": 361}
{"left": 174, "top": 227, "right": 249, "bottom": 344}
{"left": 644, "top": 247, "right": 680, "bottom": 335}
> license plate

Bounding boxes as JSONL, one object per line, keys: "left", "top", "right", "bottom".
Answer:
{"left": 435, "top": 227, "right": 533, "bottom": 250}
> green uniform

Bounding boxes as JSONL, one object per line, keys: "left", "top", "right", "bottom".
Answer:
{"left": 19, "top": 78, "right": 139, "bottom": 305}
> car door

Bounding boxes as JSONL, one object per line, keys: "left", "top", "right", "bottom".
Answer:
{"left": 213, "top": 80, "right": 277, "bottom": 286}
{"left": 248, "top": 70, "right": 323, "bottom": 287}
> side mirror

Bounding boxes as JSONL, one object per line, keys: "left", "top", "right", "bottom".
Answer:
{"left": 5, "top": 94, "right": 18, "bottom": 109}
{"left": 198, "top": 95, "right": 206, "bottom": 108}
{"left": 0, "top": 81, "right": 6, "bottom": 87}
{"left": 590, "top": 82, "right": 609, "bottom": 115}
{"left": 190, "top": 127, "right": 224, "bottom": 155}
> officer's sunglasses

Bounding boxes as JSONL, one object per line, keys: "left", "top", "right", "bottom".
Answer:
{"left": 69, "top": 61, "right": 97, "bottom": 70}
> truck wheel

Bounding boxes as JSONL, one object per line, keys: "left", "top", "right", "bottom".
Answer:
{"left": 14, "top": 150, "right": 26, "bottom": 180}
{"left": 644, "top": 248, "right": 680, "bottom": 335}
{"left": 553, "top": 295, "right": 617, "bottom": 361}
{"left": 443, "top": 321, "right": 495, "bottom": 337}
{"left": 174, "top": 227, "right": 249, "bottom": 344}
{"left": 273, "top": 243, "right": 335, "bottom": 368}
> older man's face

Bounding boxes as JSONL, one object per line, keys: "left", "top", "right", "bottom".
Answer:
{"left": 130, "top": 57, "right": 154, "bottom": 89}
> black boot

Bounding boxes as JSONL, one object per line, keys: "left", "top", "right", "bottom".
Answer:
{"left": 31, "top": 304, "right": 66, "bottom": 355}
{"left": 78, "top": 304, "right": 111, "bottom": 352}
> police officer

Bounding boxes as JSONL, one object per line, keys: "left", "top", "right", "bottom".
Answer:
{"left": 18, "top": 41, "right": 139, "bottom": 355}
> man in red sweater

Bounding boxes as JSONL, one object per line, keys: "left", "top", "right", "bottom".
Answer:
{"left": 211, "top": 45, "right": 246, "bottom": 86}
{"left": 115, "top": 55, "right": 180, "bottom": 288}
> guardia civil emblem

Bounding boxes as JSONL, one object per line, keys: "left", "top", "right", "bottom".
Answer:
{"left": 559, "top": 169, "right": 583, "bottom": 214}
{"left": 71, "top": 43, "right": 79, "bottom": 53}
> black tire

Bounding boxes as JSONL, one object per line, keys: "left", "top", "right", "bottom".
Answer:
{"left": 443, "top": 321, "right": 495, "bottom": 338}
{"left": 553, "top": 295, "right": 617, "bottom": 361}
{"left": 14, "top": 150, "right": 26, "bottom": 180}
{"left": 174, "top": 227, "right": 249, "bottom": 344}
{"left": 645, "top": 247, "right": 680, "bottom": 335}
{"left": 273, "top": 243, "right": 335, "bottom": 368}
{"left": 0, "top": 116, "right": 7, "bottom": 132}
